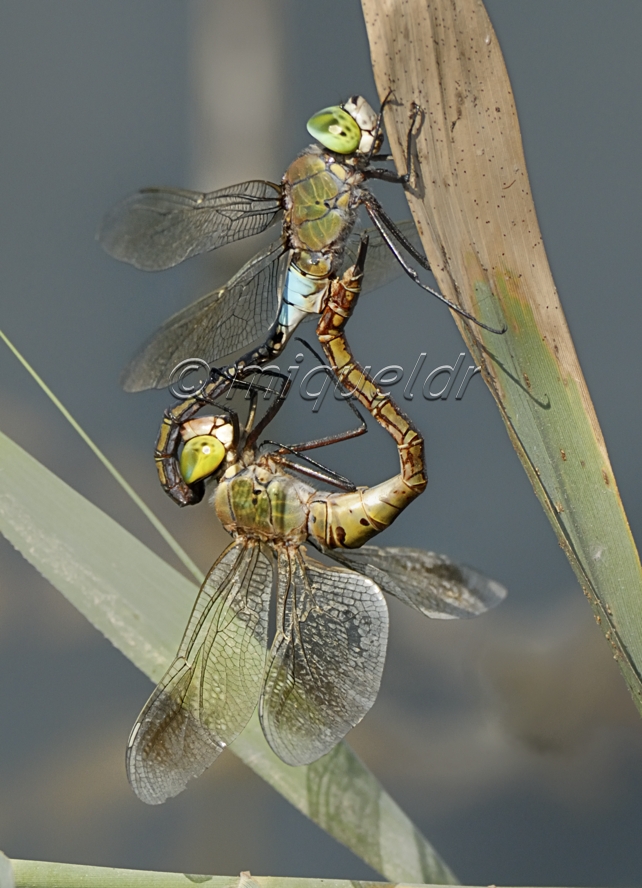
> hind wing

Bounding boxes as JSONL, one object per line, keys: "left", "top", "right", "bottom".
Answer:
{"left": 121, "top": 240, "right": 289, "bottom": 391}
{"left": 326, "top": 544, "right": 507, "bottom": 620}
{"left": 259, "top": 549, "right": 388, "bottom": 766}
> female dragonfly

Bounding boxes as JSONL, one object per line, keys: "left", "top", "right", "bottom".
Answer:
{"left": 127, "top": 238, "right": 507, "bottom": 805}
{"left": 99, "top": 95, "right": 504, "bottom": 393}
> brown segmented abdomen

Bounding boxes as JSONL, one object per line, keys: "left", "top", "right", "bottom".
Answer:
{"left": 307, "top": 240, "right": 427, "bottom": 550}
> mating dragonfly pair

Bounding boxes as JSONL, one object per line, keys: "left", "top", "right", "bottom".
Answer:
{"left": 101, "top": 95, "right": 507, "bottom": 805}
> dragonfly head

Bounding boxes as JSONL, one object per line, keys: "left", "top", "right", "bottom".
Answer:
{"left": 342, "top": 95, "right": 382, "bottom": 155}
{"left": 306, "top": 95, "right": 381, "bottom": 156}
{"left": 179, "top": 415, "right": 236, "bottom": 485}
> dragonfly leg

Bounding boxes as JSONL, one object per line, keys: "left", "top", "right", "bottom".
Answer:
{"left": 361, "top": 198, "right": 507, "bottom": 335}
{"left": 363, "top": 101, "right": 422, "bottom": 185}
{"left": 268, "top": 338, "right": 369, "bottom": 455}
{"left": 360, "top": 191, "right": 432, "bottom": 271}
{"left": 259, "top": 358, "right": 369, "bottom": 491}
{"left": 256, "top": 379, "right": 367, "bottom": 491}
{"left": 245, "top": 371, "right": 291, "bottom": 448}
{"left": 265, "top": 450, "right": 357, "bottom": 492}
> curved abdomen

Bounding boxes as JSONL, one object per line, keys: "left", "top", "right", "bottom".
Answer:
{"left": 308, "top": 476, "right": 418, "bottom": 549}
{"left": 309, "top": 239, "right": 427, "bottom": 550}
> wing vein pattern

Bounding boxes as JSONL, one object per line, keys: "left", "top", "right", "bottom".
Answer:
{"left": 259, "top": 548, "right": 388, "bottom": 766}
{"left": 122, "top": 240, "right": 290, "bottom": 391}
{"left": 127, "top": 539, "right": 273, "bottom": 804}
{"left": 99, "top": 180, "right": 282, "bottom": 270}
{"left": 325, "top": 544, "right": 507, "bottom": 619}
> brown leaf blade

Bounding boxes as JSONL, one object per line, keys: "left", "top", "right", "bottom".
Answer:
{"left": 361, "top": 0, "right": 642, "bottom": 710}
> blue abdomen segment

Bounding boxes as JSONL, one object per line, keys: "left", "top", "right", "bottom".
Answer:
{"left": 275, "top": 264, "right": 329, "bottom": 339}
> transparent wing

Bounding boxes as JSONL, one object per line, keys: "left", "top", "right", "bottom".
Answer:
{"left": 326, "top": 545, "right": 507, "bottom": 620}
{"left": 259, "top": 549, "right": 388, "bottom": 766}
{"left": 121, "top": 218, "right": 419, "bottom": 392}
{"left": 122, "top": 239, "right": 290, "bottom": 391}
{"left": 98, "top": 180, "right": 283, "bottom": 270}
{"left": 127, "top": 539, "right": 274, "bottom": 804}
{"left": 341, "top": 218, "right": 424, "bottom": 294}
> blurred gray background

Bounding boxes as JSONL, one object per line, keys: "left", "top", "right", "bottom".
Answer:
{"left": 0, "top": 1, "right": 641, "bottom": 885}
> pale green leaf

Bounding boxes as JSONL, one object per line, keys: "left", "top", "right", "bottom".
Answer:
{"left": 12, "top": 861, "right": 363, "bottom": 888}
{"left": 0, "top": 853, "right": 14, "bottom": 888}
{"left": 8, "top": 858, "right": 593, "bottom": 888}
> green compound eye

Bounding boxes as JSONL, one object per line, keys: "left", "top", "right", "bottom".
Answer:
{"left": 180, "top": 435, "right": 226, "bottom": 484}
{"left": 306, "top": 106, "right": 361, "bottom": 154}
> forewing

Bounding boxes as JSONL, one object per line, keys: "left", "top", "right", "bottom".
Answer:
{"left": 327, "top": 545, "right": 507, "bottom": 620}
{"left": 122, "top": 240, "right": 289, "bottom": 391}
{"left": 125, "top": 656, "right": 220, "bottom": 807}
{"left": 126, "top": 540, "right": 273, "bottom": 804}
{"left": 341, "top": 219, "right": 423, "bottom": 294}
{"left": 98, "top": 181, "right": 282, "bottom": 270}
{"left": 259, "top": 550, "right": 388, "bottom": 766}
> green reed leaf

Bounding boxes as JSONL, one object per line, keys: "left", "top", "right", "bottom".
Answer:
{"left": 7, "top": 858, "right": 550, "bottom": 888}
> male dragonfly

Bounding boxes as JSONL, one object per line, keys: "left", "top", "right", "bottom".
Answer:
{"left": 99, "top": 95, "right": 504, "bottom": 393}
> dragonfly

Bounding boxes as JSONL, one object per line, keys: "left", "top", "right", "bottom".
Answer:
{"left": 99, "top": 94, "right": 504, "bottom": 393}
{"left": 127, "top": 238, "right": 507, "bottom": 805}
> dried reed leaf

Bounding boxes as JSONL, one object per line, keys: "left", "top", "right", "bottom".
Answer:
{"left": 361, "top": 0, "right": 642, "bottom": 710}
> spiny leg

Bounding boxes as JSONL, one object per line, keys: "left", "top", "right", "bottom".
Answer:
{"left": 264, "top": 447, "right": 357, "bottom": 492}
{"left": 361, "top": 197, "right": 506, "bottom": 335}
{"left": 360, "top": 190, "right": 432, "bottom": 271}
{"left": 363, "top": 101, "right": 422, "bottom": 185}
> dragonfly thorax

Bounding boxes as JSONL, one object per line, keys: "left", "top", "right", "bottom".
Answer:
{"left": 214, "top": 462, "right": 314, "bottom": 544}
{"left": 282, "top": 146, "right": 363, "bottom": 261}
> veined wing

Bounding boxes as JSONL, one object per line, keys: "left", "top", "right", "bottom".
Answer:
{"left": 122, "top": 218, "right": 419, "bottom": 392}
{"left": 259, "top": 549, "right": 388, "bottom": 766}
{"left": 98, "top": 180, "right": 282, "bottom": 270}
{"left": 122, "top": 239, "right": 290, "bottom": 391}
{"left": 326, "top": 545, "right": 507, "bottom": 620}
{"left": 127, "top": 539, "right": 274, "bottom": 805}
{"left": 341, "top": 219, "right": 424, "bottom": 295}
